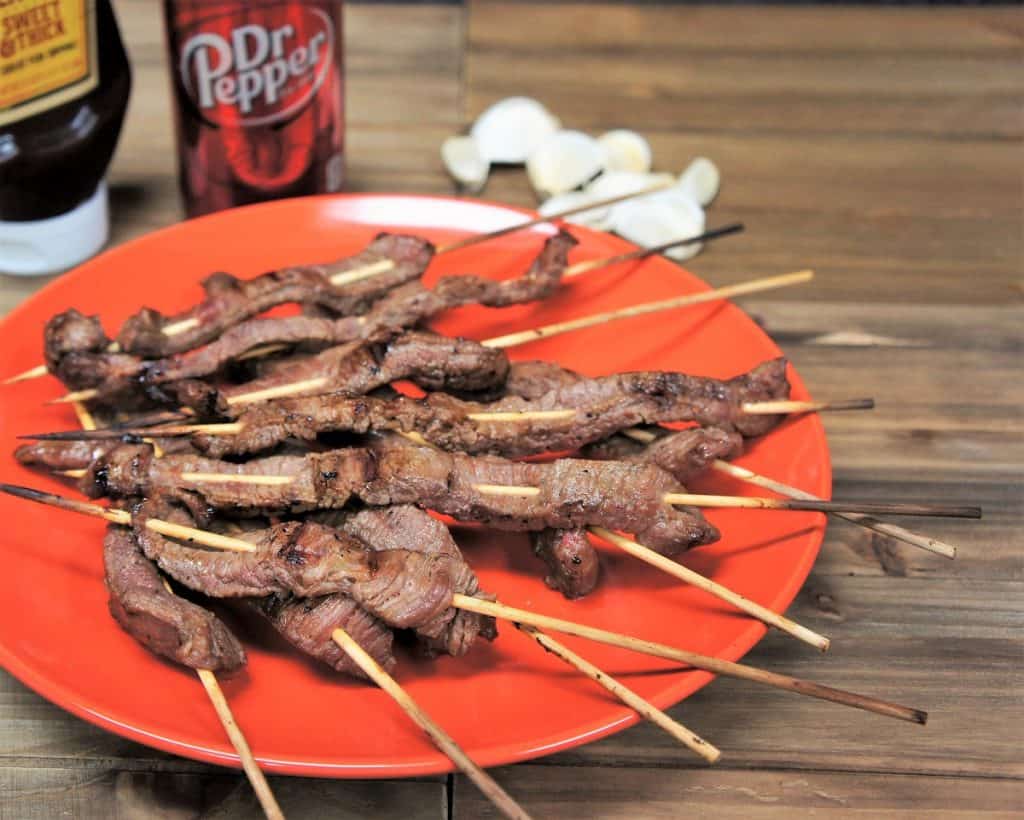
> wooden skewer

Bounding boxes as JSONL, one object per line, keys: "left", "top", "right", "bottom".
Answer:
{"left": 562, "top": 222, "right": 744, "bottom": 279}
{"left": 453, "top": 595, "right": 926, "bottom": 725}
{"left": 330, "top": 180, "right": 686, "bottom": 288}
{"left": 195, "top": 668, "right": 285, "bottom": 820}
{"left": 589, "top": 527, "right": 830, "bottom": 651}
{"left": 472, "top": 484, "right": 980, "bottom": 519}
{"left": 710, "top": 460, "right": 958, "bottom": 559}
{"left": 331, "top": 626, "right": 531, "bottom": 820}
{"left": 158, "top": 579, "right": 285, "bottom": 820}
{"left": 742, "top": 398, "right": 875, "bottom": 415}
{"left": 482, "top": 270, "right": 814, "bottom": 349}
{"left": 0, "top": 484, "right": 258, "bottom": 552}
{"left": 516, "top": 625, "right": 720, "bottom": 763}
{"left": 2, "top": 363, "right": 48, "bottom": 385}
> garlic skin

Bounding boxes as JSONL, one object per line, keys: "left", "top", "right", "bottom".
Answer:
{"left": 441, "top": 136, "right": 490, "bottom": 193}
{"left": 597, "top": 130, "right": 653, "bottom": 174}
{"left": 470, "top": 97, "right": 561, "bottom": 164}
{"left": 526, "top": 130, "right": 605, "bottom": 198}
{"left": 678, "top": 157, "right": 721, "bottom": 207}
{"left": 612, "top": 195, "right": 707, "bottom": 261}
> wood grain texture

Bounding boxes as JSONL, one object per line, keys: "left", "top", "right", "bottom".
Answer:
{"left": 1, "top": 2, "right": 1022, "bottom": 818}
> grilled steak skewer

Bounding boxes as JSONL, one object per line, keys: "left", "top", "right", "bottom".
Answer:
{"left": 61, "top": 332, "right": 511, "bottom": 410}
{"left": 131, "top": 498, "right": 458, "bottom": 631}
{"left": 146, "top": 231, "right": 576, "bottom": 385}
{"left": 246, "top": 592, "right": 397, "bottom": 678}
{"left": 44, "top": 234, "right": 435, "bottom": 377}
{"left": 76, "top": 439, "right": 718, "bottom": 555}
{"left": 185, "top": 358, "right": 787, "bottom": 458}
{"left": 532, "top": 529, "right": 601, "bottom": 599}
{"left": 315, "top": 505, "right": 497, "bottom": 657}
{"left": 103, "top": 525, "right": 246, "bottom": 673}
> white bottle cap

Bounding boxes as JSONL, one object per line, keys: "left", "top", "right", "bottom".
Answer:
{"left": 0, "top": 182, "right": 109, "bottom": 276}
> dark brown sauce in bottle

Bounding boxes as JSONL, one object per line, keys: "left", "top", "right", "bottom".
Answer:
{"left": 0, "top": 0, "right": 131, "bottom": 273}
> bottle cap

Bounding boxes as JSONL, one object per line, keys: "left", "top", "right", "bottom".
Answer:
{"left": 0, "top": 182, "right": 109, "bottom": 276}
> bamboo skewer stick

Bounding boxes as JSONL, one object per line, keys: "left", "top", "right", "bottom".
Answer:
{"left": 158, "top": 579, "right": 285, "bottom": 820}
{"left": 0, "top": 483, "right": 928, "bottom": 726}
{"left": 561, "top": 223, "right": 744, "bottom": 279}
{"left": 453, "top": 595, "right": 926, "bottom": 724}
{"left": 2, "top": 363, "right": 48, "bottom": 385}
{"left": 195, "top": 668, "right": 285, "bottom": 820}
{"left": 710, "top": 460, "right": 959, "bottom": 559}
{"left": 588, "top": 527, "right": 830, "bottom": 651}
{"left": 0, "top": 484, "right": 258, "bottom": 552}
{"left": 482, "top": 270, "right": 814, "bottom": 349}
{"left": 516, "top": 625, "right": 720, "bottom": 763}
{"left": 471, "top": 483, "right": 979, "bottom": 518}
{"left": 742, "top": 398, "right": 874, "bottom": 415}
{"left": 331, "top": 627, "right": 530, "bottom": 820}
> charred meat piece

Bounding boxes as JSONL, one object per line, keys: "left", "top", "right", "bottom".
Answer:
{"left": 103, "top": 525, "right": 246, "bottom": 673}
{"left": 58, "top": 330, "right": 510, "bottom": 410}
{"left": 89, "top": 439, "right": 717, "bottom": 556}
{"left": 247, "top": 592, "right": 396, "bottom": 678}
{"left": 43, "top": 309, "right": 111, "bottom": 374}
{"left": 116, "top": 234, "right": 435, "bottom": 357}
{"left": 16, "top": 436, "right": 197, "bottom": 476}
{"left": 131, "top": 498, "right": 456, "bottom": 631}
{"left": 149, "top": 231, "right": 575, "bottom": 384}
{"left": 190, "top": 359, "right": 786, "bottom": 458}
{"left": 582, "top": 427, "right": 744, "bottom": 484}
{"left": 336, "top": 506, "right": 496, "bottom": 657}
{"left": 504, "top": 360, "right": 583, "bottom": 400}
{"left": 532, "top": 529, "right": 600, "bottom": 599}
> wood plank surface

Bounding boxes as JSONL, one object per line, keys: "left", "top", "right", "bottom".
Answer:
{"left": 1, "top": 1, "right": 1022, "bottom": 818}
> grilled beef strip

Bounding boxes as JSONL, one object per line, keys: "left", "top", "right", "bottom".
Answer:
{"left": 325, "top": 506, "right": 497, "bottom": 657}
{"left": 42, "top": 234, "right": 434, "bottom": 384}
{"left": 16, "top": 436, "right": 198, "bottom": 475}
{"left": 88, "top": 438, "right": 717, "bottom": 555}
{"left": 64, "top": 331, "right": 510, "bottom": 410}
{"left": 189, "top": 358, "right": 787, "bottom": 458}
{"left": 246, "top": 592, "right": 397, "bottom": 678}
{"left": 146, "top": 231, "right": 576, "bottom": 384}
{"left": 532, "top": 529, "right": 600, "bottom": 599}
{"left": 103, "top": 524, "right": 246, "bottom": 673}
{"left": 581, "top": 426, "right": 745, "bottom": 484}
{"left": 131, "top": 498, "right": 457, "bottom": 630}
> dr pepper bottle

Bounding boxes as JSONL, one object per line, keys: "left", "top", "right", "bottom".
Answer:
{"left": 163, "top": 0, "right": 344, "bottom": 217}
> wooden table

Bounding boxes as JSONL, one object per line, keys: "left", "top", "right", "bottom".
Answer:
{"left": 1, "top": 3, "right": 1021, "bottom": 817}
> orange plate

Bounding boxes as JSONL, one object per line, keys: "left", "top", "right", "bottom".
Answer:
{"left": 0, "top": 194, "right": 829, "bottom": 777}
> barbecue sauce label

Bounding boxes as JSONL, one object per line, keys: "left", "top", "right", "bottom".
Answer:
{"left": 177, "top": 4, "right": 335, "bottom": 128}
{"left": 0, "top": 0, "right": 98, "bottom": 126}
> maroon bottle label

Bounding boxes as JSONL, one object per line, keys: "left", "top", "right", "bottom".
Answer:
{"left": 177, "top": 4, "right": 335, "bottom": 128}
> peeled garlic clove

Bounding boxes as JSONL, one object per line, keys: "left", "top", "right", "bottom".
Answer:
{"left": 538, "top": 192, "right": 611, "bottom": 229}
{"left": 470, "top": 97, "right": 561, "bottom": 164}
{"left": 586, "top": 170, "right": 675, "bottom": 201}
{"left": 612, "top": 197, "right": 706, "bottom": 261}
{"left": 527, "top": 130, "right": 605, "bottom": 198}
{"left": 441, "top": 136, "right": 489, "bottom": 192}
{"left": 678, "top": 157, "right": 721, "bottom": 207}
{"left": 597, "top": 130, "right": 653, "bottom": 174}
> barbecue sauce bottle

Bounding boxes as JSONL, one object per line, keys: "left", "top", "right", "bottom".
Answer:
{"left": 0, "top": 0, "right": 131, "bottom": 275}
